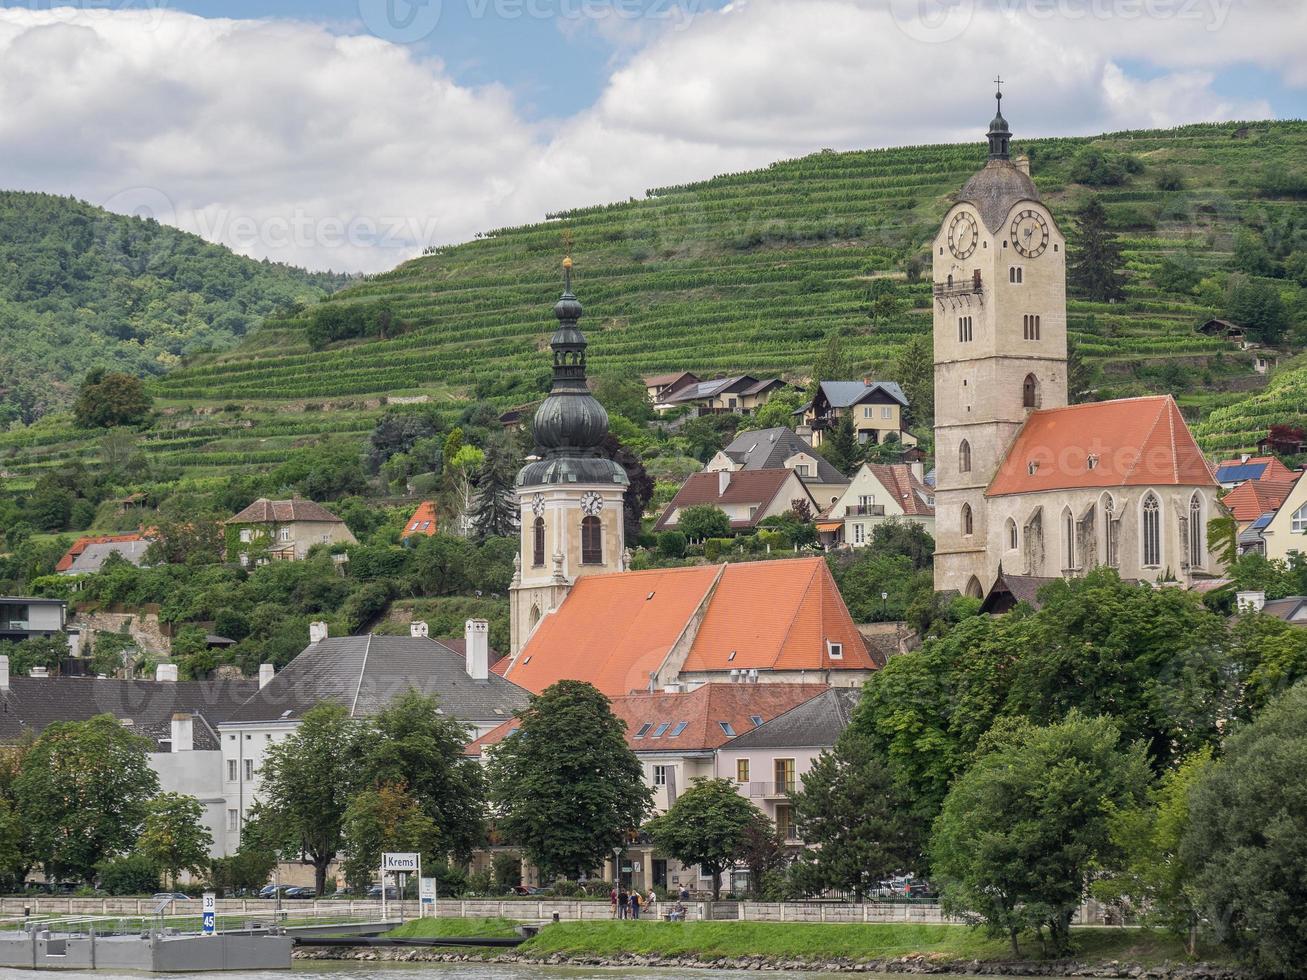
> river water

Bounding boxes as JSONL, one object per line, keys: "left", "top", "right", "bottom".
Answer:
{"left": 33, "top": 964, "right": 920, "bottom": 980}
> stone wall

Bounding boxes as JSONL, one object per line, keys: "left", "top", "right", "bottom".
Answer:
{"left": 70, "top": 610, "right": 170, "bottom": 657}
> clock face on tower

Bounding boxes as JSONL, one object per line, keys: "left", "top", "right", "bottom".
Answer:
{"left": 948, "top": 212, "right": 979, "bottom": 260}
{"left": 580, "top": 491, "right": 604, "bottom": 517}
{"left": 1011, "top": 209, "right": 1050, "bottom": 258}
{"left": 531, "top": 493, "right": 545, "bottom": 517}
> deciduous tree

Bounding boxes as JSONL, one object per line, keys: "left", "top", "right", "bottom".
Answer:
{"left": 137, "top": 792, "right": 214, "bottom": 889}
{"left": 646, "top": 778, "right": 768, "bottom": 900}
{"left": 73, "top": 368, "right": 152, "bottom": 429}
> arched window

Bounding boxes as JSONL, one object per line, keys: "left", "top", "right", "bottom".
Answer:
{"left": 1101, "top": 493, "right": 1117, "bottom": 568}
{"left": 581, "top": 516, "right": 603, "bottom": 565}
{"left": 529, "top": 604, "right": 541, "bottom": 630}
{"left": 1023, "top": 373, "right": 1039, "bottom": 409}
{"left": 1062, "top": 507, "right": 1076, "bottom": 571}
{"left": 959, "top": 439, "right": 972, "bottom": 474}
{"left": 1189, "top": 493, "right": 1204, "bottom": 569}
{"left": 1006, "top": 517, "right": 1018, "bottom": 551}
{"left": 961, "top": 503, "right": 974, "bottom": 537}
{"left": 964, "top": 576, "right": 983, "bottom": 599}
{"left": 532, "top": 516, "right": 545, "bottom": 567}
{"left": 1142, "top": 494, "right": 1162, "bottom": 567}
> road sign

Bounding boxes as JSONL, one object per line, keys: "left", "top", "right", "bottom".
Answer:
{"left": 382, "top": 852, "right": 420, "bottom": 872}
{"left": 202, "top": 891, "right": 216, "bottom": 936}
{"left": 419, "top": 876, "right": 437, "bottom": 917}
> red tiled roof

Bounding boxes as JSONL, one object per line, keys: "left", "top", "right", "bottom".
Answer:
{"left": 865, "top": 464, "right": 934, "bottom": 517}
{"left": 465, "top": 682, "right": 830, "bottom": 757}
{"left": 988, "top": 396, "right": 1216, "bottom": 497}
{"left": 402, "top": 500, "right": 439, "bottom": 537}
{"left": 653, "top": 470, "right": 798, "bottom": 532}
{"left": 503, "top": 558, "right": 875, "bottom": 698}
{"left": 55, "top": 533, "right": 148, "bottom": 573}
{"left": 1223, "top": 478, "right": 1298, "bottom": 524}
{"left": 1215, "top": 456, "right": 1297, "bottom": 484}
{"left": 225, "top": 498, "right": 345, "bottom": 524}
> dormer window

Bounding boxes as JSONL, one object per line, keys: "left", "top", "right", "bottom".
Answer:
{"left": 827, "top": 641, "right": 843, "bottom": 660}
{"left": 1028, "top": 461, "right": 1039, "bottom": 476}
{"left": 1087, "top": 454, "right": 1099, "bottom": 471}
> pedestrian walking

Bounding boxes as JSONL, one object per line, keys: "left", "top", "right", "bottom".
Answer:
{"left": 617, "top": 888, "right": 628, "bottom": 919}
{"left": 629, "top": 890, "right": 641, "bottom": 920}
{"left": 610, "top": 887, "right": 619, "bottom": 918}
{"left": 647, "top": 888, "right": 657, "bottom": 912}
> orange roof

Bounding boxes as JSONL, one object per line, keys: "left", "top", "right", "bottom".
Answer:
{"left": 988, "top": 396, "right": 1216, "bottom": 497}
{"left": 1215, "top": 455, "right": 1297, "bottom": 484}
{"left": 55, "top": 533, "right": 147, "bottom": 573}
{"left": 465, "top": 682, "right": 830, "bottom": 757}
{"left": 504, "top": 558, "right": 875, "bottom": 697}
{"left": 865, "top": 463, "right": 934, "bottom": 517}
{"left": 402, "top": 500, "right": 439, "bottom": 537}
{"left": 1222, "top": 477, "right": 1298, "bottom": 524}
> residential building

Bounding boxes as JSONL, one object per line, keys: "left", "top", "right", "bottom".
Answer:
{"left": 401, "top": 500, "right": 439, "bottom": 539}
{"left": 932, "top": 92, "right": 1223, "bottom": 598}
{"left": 1222, "top": 477, "right": 1297, "bottom": 533}
{"left": 653, "top": 469, "right": 817, "bottom": 534}
{"left": 1255, "top": 470, "right": 1307, "bottom": 563}
{"left": 508, "top": 260, "right": 630, "bottom": 656}
{"left": 1213, "top": 455, "right": 1297, "bottom": 490}
{"left": 797, "top": 381, "right": 916, "bottom": 448}
{"left": 1237, "top": 511, "right": 1276, "bottom": 556}
{"left": 503, "top": 556, "right": 877, "bottom": 698}
{"left": 655, "top": 375, "right": 789, "bottom": 416}
{"left": 467, "top": 682, "right": 831, "bottom": 892}
{"left": 1234, "top": 590, "right": 1307, "bottom": 624}
{"left": 706, "top": 426, "right": 849, "bottom": 513}
{"left": 219, "top": 620, "right": 530, "bottom": 845}
{"left": 643, "top": 372, "right": 700, "bottom": 404}
{"left": 224, "top": 498, "right": 357, "bottom": 563}
{"left": 55, "top": 533, "right": 151, "bottom": 574}
{"left": 715, "top": 687, "right": 861, "bottom": 850}
{"left": 826, "top": 463, "right": 935, "bottom": 548}
{"left": 0, "top": 662, "right": 258, "bottom": 857}
{"left": 0, "top": 596, "right": 67, "bottom": 644}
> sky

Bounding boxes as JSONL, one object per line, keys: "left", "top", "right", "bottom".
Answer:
{"left": 0, "top": 0, "right": 1303, "bottom": 273}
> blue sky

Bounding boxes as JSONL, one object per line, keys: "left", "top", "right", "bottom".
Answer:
{"left": 0, "top": 0, "right": 1301, "bottom": 271}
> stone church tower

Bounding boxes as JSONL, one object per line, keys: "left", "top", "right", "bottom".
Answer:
{"left": 932, "top": 90, "right": 1069, "bottom": 596}
{"left": 509, "top": 259, "right": 629, "bottom": 655}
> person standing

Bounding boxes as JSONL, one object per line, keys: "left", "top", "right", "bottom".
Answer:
{"left": 647, "top": 888, "right": 657, "bottom": 913}
{"left": 629, "top": 890, "right": 641, "bottom": 920}
{"left": 617, "top": 888, "right": 628, "bottom": 920}
{"left": 610, "top": 887, "right": 619, "bottom": 918}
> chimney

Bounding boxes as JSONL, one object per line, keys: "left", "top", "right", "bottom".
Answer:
{"left": 1015, "top": 154, "right": 1031, "bottom": 176}
{"left": 718, "top": 470, "right": 731, "bottom": 496}
{"left": 795, "top": 425, "right": 813, "bottom": 446}
{"left": 259, "top": 663, "right": 275, "bottom": 689}
{"left": 29, "top": 666, "right": 49, "bottom": 679}
{"left": 155, "top": 663, "right": 178, "bottom": 683}
{"left": 465, "top": 619, "right": 489, "bottom": 680}
{"left": 1236, "top": 590, "right": 1266, "bottom": 613}
{"left": 410, "top": 621, "right": 429, "bottom": 638}
{"left": 170, "top": 713, "right": 193, "bottom": 753}
{"left": 1240, "top": 453, "right": 1251, "bottom": 463}
{"left": 0, "top": 655, "right": 8, "bottom": 692}
{"left": 309, "top": 621, "right": 329, "bottom": 644}
{"left": 910, "top": 459, "right": 925, "bottom": 483}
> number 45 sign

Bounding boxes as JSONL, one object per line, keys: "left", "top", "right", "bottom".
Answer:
{"left": 202, "top": 892, "right": 216, "bottom": 936}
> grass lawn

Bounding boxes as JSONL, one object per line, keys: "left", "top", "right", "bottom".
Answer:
{"left": 384, "top": 916, "right": 523, "bottom": 940}
{"left": 517, "top": 921, "right": 1229, "bottom": 966}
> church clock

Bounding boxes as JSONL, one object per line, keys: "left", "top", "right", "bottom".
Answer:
{"left": 580, "top": 491, "right": 604, "bottom": 516}
{"left": 1011, "top": 209, "right": 1049, "bottom": 258}
{"left": 948, "top": 212, "right": 979, "bottom": 260}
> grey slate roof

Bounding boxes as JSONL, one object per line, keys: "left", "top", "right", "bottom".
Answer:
{"left": 721, "top": 427, "right": 846, "bottom": 485}
{"left": 723, "top": 688, "right": 860, "bottom": 750}
{"left": 223, "top": 633, "right": 531, "bottom": 726}
{"left": 225, "top": 498, "right": 345, "bottom": 524}
{"left": 65, "top": 539, "right": 151, "bottom": 574}
{"left": 0, "top": 677, "right": 259, "bottom": 751}
{"left": 958, "top": 158, "right": 1041, "bottom": 233}
{"left": 816, "top": 381, "right": 908, "bottom": 409}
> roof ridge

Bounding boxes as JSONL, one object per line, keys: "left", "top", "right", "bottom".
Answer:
{"left": 350, "top": 634, "right": 374, "bottom": 717}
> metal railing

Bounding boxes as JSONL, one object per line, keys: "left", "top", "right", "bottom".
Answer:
{"left": 844, "top": 504, "right": 885, "bottom": 517}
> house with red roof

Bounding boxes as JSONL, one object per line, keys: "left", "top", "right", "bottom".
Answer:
{"left": 401, "top": 500, "right": 439, "bottom": 539}
{"left": 653, "top": 469, "right": 816, "bottom": 534}
{"left": 931, "top": 95, "right": 1224, "bottom": 596}
{"left": 224, "top": 498, "right": 356, "bottom": 563}
{"left": 825, "top": 462, "right": 935, "bottom": 547}
{"left": 55, "top": 533, "right": 152, "bottom": 574}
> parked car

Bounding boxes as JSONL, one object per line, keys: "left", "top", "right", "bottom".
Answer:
{"left": 365, "top": 885, "right": 399, "bottom": 900}
{"left": 282, "top": 886, "right": 314, "bottom": 899}
{"left": 511, "top": 885, "right": 544, "bottom": 896}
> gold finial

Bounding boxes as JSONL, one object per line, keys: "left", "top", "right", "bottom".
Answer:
{"left": 562, "top": 256, "right": 573, "bottom": 269}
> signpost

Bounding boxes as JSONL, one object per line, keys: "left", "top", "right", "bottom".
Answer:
{"left": 381, "top": 852, "right": 421, "bottom": 923}
{"left": 201, "top": 892, "right": 216, "bottom": 936}
{"left": 419, "top": 876, "right": 437, "bottom": 918}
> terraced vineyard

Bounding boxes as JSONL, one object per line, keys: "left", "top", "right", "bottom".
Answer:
{"left": 3, "top": 119, "right": 1306, "bottom": 488}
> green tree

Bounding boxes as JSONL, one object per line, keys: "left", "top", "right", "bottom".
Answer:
{"left": 72, "top": 368, "right": 152, "bottom": 429}
{"left": 137, "top": 792, "right": 214, "bottom": 889}
{"left": 790, "top": 731, "right": 918, "bottom": 899}
{"left": 487, "top": 681, "right": 651, "bottom": 881}
{"left": 207, "top": 843, "right": 278, "bottom": 897}
{"left": 96, "top": 854, "right": 160, "bottom": 895}
{"left": 646, "top": 778, "right": 769, "bottom": 899}
{"left": 865, "top": 279, "right": 902, "bottom": 327}
{"left": 893, "top": 335, "right": 933, "bottom": 427}
{"left": 470, "top": 436, "right": 519, "bottom": 542}
{"left": 821, "top": 412, "right": 858, "bottom": 476}
{"left": 252, "top": 703, "right": 363, "bottom": 895}
{"left": 1068, "top": 197, "right": 1126, "bottom": 302}
{"left": 930, "top": 713, "right": 1150, "bottom": 957}
{"left": 0, "top": 635, "right": 67, "bottom": 677}
{"left": 593, "top": 374, "right": 654, "bottom": 424}
{"left": 676, "top": 504, "right": 731, "bottom": 540}
{"left": 1182, "top": 681, "right": 1307, "bottom": 977}
{"left": 1066, "top": 335, "right": 1095, "bottom": 402}
{"left": 1226, "top": 277, "right": 1289, "bottom": 347}
{"left": 15, "top": 714, "right": 160, "bottom": 883}
{"left": 746, "top": 389, "right": 806, "bottom": 431}
{"left": 1229, "top": 612, "right": 1307, "bottom": 716}
{"left": 341, "top": 781, "right": 439, "bottom": 891}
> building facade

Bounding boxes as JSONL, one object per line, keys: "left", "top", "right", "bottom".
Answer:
{"left": 224, "top": 498, "right": 357, "bottom": 563}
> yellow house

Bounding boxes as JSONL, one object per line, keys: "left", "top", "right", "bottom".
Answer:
{"left": 1257, "top": 475, "right": 1307, "bottom": 562}
{"left": 798, "top": 381, "right": 916, "bottom": 448}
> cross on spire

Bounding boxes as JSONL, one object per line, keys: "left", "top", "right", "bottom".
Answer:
{"left": 994, "top": 75, "right": 1004, "bottom": 106}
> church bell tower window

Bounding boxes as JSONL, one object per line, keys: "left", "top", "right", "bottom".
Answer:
{"left": 581, "top": 516, "right": 603, "bottom": 565}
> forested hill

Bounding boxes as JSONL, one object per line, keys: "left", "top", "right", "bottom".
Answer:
{"left": 0, "top": 191, "right": 353, "bottom": 425}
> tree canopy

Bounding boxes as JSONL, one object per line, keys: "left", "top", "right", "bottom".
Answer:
{"left": 646, "top": 777, "right": 771, "bottom": 899}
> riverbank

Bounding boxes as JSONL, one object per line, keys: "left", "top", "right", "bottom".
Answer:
{"left": 293, "top": 920, "right": 1244, "bottom": 978}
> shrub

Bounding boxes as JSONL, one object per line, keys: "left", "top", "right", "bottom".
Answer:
{"left": 97, "top": 854, "right": 159, "bottom": 895}
{"left": 657, "top": 531, "right": 687, "bottom": 559}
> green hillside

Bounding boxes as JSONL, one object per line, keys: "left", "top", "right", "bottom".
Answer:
{"left": 0, "top": 191, "right": 353, "bottom": 425}
{"left": 3, "top": 120, "right": 1307, "bottom": 489}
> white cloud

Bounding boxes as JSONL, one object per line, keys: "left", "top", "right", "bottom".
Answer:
{"left": 0, "top": 0, "right": 1297, "bottom": 271}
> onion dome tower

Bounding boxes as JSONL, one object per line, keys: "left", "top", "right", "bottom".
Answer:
{"left": 509, "top": 258, "right": 628, "bottom": 657}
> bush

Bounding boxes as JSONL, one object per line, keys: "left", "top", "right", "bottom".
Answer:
{"left": 677, "top": 504, "right": 732, "bottom": 541}
{"left": 1069, "top": 147, "right": 1143, "bottom": 187}
{"left": 657, "top": 531, "right": 687, "bottom": 559}
{"left": 97, "top": 854, "right": 159, "bottom": 895}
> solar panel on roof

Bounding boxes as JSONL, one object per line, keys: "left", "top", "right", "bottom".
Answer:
{"left": 1217, "top": 463, "right": 1267, "bottom": 483}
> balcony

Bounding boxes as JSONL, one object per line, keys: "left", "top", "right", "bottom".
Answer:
{"left": 742, "top": 781, "right": 796, "bottom": 799}
{"left": 844, "top": 504, "right": 885, "bottom": 517}
{"left": 933, "top": 271, "right": 984, "bottom": 300}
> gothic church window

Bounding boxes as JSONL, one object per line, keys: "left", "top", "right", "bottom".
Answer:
{"left": 581, "top": 515, "right": 603, "bottom": 564}
{"left": 1023, "top": 374, "right": 1039, "bottom": 409}
{"left": 532, "top": 517, "right": 545, "bottom": 567}
{"left": 1142, "top": 494, "right": 1162, "bottom": 567}
{"left": 1189, "top": 493, "right": 1204, "bottom": 569}
{"left": 959, "top": 440, "right": 972, "bottom": 474}
{"left": 962, "top": 503, "right": 974, "bottom": 537}
{"left": 957, "top": 316, "right": 973, "bottom": 342}
{"left": 1023, "top": 314, "right": 1041, "bottom": 340}
{"left": 1007, "top": 518, "right": 1018, "bottom": 551}
{"left": 1062, "top": 507, "right": 1076, "bottom": 571}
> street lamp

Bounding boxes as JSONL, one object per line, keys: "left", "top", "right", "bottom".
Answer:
{"left": 881, "top": 591, "right": 888, "bottom": 617}
{"left": 612, "top": 845, "right": 623, "bottom": 889}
